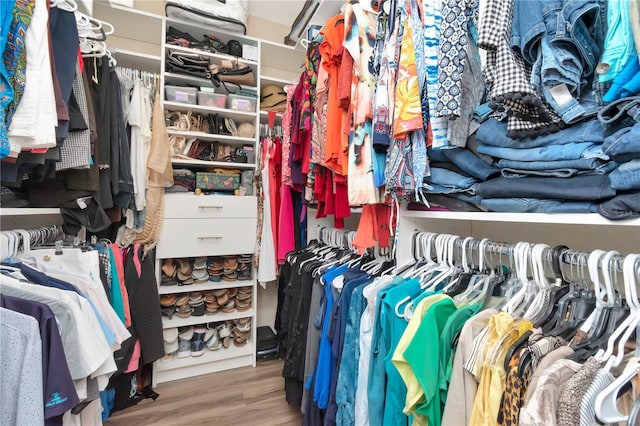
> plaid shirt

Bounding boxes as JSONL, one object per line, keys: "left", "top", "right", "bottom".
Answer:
{"left": 479, "top": 0, "right": 561, "bottom": 137}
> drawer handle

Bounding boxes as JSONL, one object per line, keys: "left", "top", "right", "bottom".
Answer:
{"left": 198, "top": 205, "right": 223, "bottom": 209}
{"left": 198, "top": 236, "right": 223, "bottom": 240}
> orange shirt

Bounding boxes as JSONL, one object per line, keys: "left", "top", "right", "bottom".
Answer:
{"left": 319, "top": 14, "right": 346, "bottom": 175}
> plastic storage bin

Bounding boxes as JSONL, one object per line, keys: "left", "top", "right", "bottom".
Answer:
{"left": 165, "top": 86, "right": 197, "bottom": 104}
{"left": 227, "top": 94, "right": 257, "bottom": 112}
{"left": 198, "top": 92, "right": 227, "bottom": 108}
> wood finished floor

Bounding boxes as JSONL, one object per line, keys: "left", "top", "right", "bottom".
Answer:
{"left": 105, "top": 360, "right": 302, "bottom": 426}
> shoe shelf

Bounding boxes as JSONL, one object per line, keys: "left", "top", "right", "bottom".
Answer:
{"left": 155, "top": 344, "right": 254, "bottom": 372}
{"left": 161, "top": 309, "right": 255, "bottom": 329}
{"left": 164, "top": 101, "right": 256, "bottom": 122}
{"left": 159, "top": 279, "right": 255, "bottom": 295}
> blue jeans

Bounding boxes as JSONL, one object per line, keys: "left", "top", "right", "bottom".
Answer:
{"left": 423, "top": 168, "right": 478, "bottom": 195}
{"left": 476, "top": 118, "right": 605, "bottom": 148}
{"left": 477, "top": 174, "right": 616, "bottom": 200}
{"left": 599, "top": 192, "right": 640, "bottom": 220}
{"left": 441, "top": 147, "right": 500, "bottom": 180}
{"left": 511, "top": 0, "right": 603, "bottom": 123}
{"left": 480, "top": 197, "right": 598, "bottom": 213}
{"left": 477, "top": 142, "right": 608, "bottom": 162}
{"left": 609, "top": 160, "right": 640, "bottom": 190}
{"left": 498, "top": 158, "right": 616, "bottom": 178}
{"left": 597, "top": 95, "right": 640, "bottom": 136}
{"left": 602, "top": 121, "right": 640, "bottom": 163}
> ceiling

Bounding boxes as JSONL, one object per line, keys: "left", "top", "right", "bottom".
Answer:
{"left": 248, "top": 0, "right": 307, "bottom": 26}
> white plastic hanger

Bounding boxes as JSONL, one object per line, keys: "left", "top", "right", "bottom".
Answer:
{"left": 594, "top": 250, "right": 626, "bottom": 364}
{"left": 522, "top": 244, "right": 551, "bottom": 320}
{"left": 603, "top": 253, "right": 640, "bottom": 370}
{"left": 501, "top": 242, "right": 532, "bottom": 315}
{"left": 576, "top": 250, "right": 608, "bottom": 335}
{"left": 595, "top": 254, "right": 640, "bottom": 424}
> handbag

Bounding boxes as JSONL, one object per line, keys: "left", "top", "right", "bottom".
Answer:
{"left": 209, "top": 59, "right": 255, "bottom": 93}
{"left": 166, "top": 49, "right": 211, "bottom": 79}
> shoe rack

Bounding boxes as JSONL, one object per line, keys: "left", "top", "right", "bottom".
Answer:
{"left": 154, "top": 16, "right": 262, "bottom": 385}
{"left": 153, "top": 192, "right": 257, "bottom": 385}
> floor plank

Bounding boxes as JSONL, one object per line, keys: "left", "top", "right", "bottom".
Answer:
{"left": 105, "top": 360, "right": 302, "bottom": 426}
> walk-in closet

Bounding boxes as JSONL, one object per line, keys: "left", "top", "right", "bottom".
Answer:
{"left": 1, "top": 1, "right": 639, "bottom": 425}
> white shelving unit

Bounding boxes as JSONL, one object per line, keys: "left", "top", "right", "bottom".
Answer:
{"left": 153, "top": 18, "right": 263, "bottom": 385}
{"left": 396, "top": 209, "right": 640, "bottom": 266}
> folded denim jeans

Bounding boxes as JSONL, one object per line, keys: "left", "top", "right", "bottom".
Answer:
{"left": 480, "top": 198, "right": 598, "bottom": 213}
{"left": 478, "top": 142, "right": 608, "bottom": 162}
{"left": 423, "top": 168, "right": 478, "bottom": 195}
{"left": 442, "top": 147, "right": 500, "bottom": 180}
{"left": 609, "top": 161, "right": 640, "bottom": 190}
{"left": 598, "top": 192, "right": 640, "bottom": 220}
{"left": 477, "top": 175, "right": 616, "bottom": 201}
{"left": 476, "top": 118, "right": 605, "bottom": 148}
{"left": 499, "top": 159, "right": 616, "bottom": 178}
{"left": 602, "top": 121, "right": 640, "bottom": 163}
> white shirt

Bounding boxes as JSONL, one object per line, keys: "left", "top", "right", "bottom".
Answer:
{"left": 0, "top": 275, "right": 115, "bottom": 383}
{"left": 0, "top": 307, "right": 44, "bottom": 426}
{"left": 7, "top": 0, "right": 57, "bottom": 155}
{"left": 127, "top": 79, "right": 152, "bottom": 211}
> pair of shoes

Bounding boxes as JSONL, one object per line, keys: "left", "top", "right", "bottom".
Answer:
{"left": 175, "top": 294, "right": 192, "bottom": 318}
{"left": 164, "top": 327, "right": 179, "bottom": 356}
{"left": 222, "top": 255, "right": 239, "bottom": 281}
{"left": 236, "top": 286, "right": 253, "bottom": 312}
{"left": 176, "top": 258, "right": 193, "bottom": 285}
{"left": 161, "top": 294, "right": 177, "bottom": 319}
{"left": 177, "top": 326, "right": 208, "bottom": 358}
{"left": 189, "top": 291, "right": 205, "bottom": 316}
{"left": 192, "top": 257, "right": 208, "bottom": 284}
{"left": 208, "top": 256, "right": 224, "bottom": 282}
{"left": 232, "top": 318, "right": 251, "bottom": 347}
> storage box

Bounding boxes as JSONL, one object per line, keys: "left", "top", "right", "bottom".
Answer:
{"left": 195, "top": 172, "right": 240, "bottom": 191}
{"left": 227, "top": 94, "right": 257, "bottom": 112}
{"left": 198, "top": 92, "right": 227, "bottom": 108}
{"left": 165, "top": 86, "right": 197, "bottom": 104}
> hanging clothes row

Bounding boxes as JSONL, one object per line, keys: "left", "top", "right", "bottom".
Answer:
{"left": 0, "top": 228, "right": 164, "bottom": 425}
{"left": 259, "top": 0, "right": 640, "bottom": 270}
{"left": 277, "top": 229, "right": 640, "bottom": 426}
{"left": 0, "top": 1, "right": 173, "bottom": 247}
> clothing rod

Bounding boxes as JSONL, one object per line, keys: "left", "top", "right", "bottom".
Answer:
{"left": 409, "top": 231, "right": 629, "bottom": 272}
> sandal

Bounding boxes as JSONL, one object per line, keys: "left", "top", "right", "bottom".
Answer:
{"left": 176, "top": 258, "right": 192, "bottom": 281}
{"left": 161, "top": 259, "right": 177, "bottom": 277}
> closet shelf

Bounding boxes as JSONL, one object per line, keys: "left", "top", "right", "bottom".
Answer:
{"left": 93, "top": 2, "right": 163, "bottom": 47}
{"left": 154, "top": 344, "right": 254, "bottom": 372}
{"left": 167, "top": 129, "right": 255, "bottom": 145}
{"left": 164, "top": 44, "right": 258, "bottom": 73}
{"left": 1, "top": 208, "right": 61, "bottom": 216}
{"left": 164, "top": 72, "right": 214, "bottom": 88}
{"left": 158, "top": 280, "right": 255, "bottom": 295}
{"left": 113, "top": 49, "right": 161, "bottom": 73}
{"left": 171, "top": 158, "right": 257, "bottom": 170}
{"left": 162, "top": 309, "right": 255, "bottom": 328}
{"left": 260, "top": 75, "right": 295, "bottom": 86}
{"left": 399, "top": 211, "right": 640, "bottom": 227}
{"left": 165, "top": 101, "right": 256, "bottom": 122}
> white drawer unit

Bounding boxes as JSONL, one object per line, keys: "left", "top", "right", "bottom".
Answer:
{"left": 163, "top": 194, "right": 257, "bottom": 219}
{"left": 156, "top": 218, "right": 257, "bottom": 258}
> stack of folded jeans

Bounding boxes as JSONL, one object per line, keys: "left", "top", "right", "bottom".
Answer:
{"left": 596, "top": 96, "right": 640, "bottom": 220}
{"left": 421, "top": 143, "right": 500, "bottom": 211}
{"left": 473, "top": 118, "right": 619, "bottom": 213}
